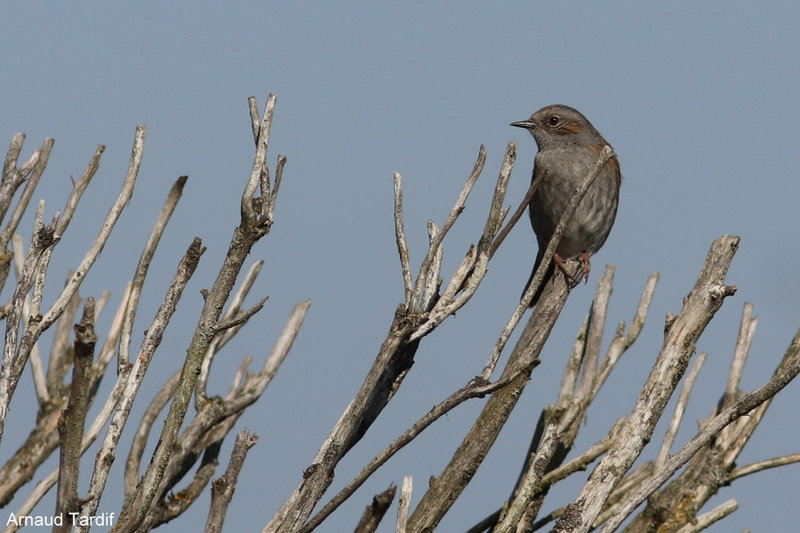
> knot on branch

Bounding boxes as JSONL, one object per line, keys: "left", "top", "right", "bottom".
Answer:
{"left": 36, "top": 225, "right": 57, "bottom": 248}
{"left": 708, "top": 283, "right": 737, "bottom": 301}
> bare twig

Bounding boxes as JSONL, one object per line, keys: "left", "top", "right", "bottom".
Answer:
{"left": 729, "top": 453, "right": 800, "bottom": 481}
{"left": 480, "top": 146, "right": 615, "bottom": 380}
{"left": 656, "top": 352, "right": 707, "bottom": 470}
{"left": 489, "top": 170, "right": 537, "bottom": 257}
{"left": 409, "top": 146, "right": 486, "bottom": 311}
{"left": 549, "top": 236, "right": 740, "bottom": 533}
{"left": 393, "top": 172, "right": 413, "bottom": 308}
{"left": 204, "top": 429, "right": 259, "bottom": 533}
{"left": 396, "top": 477, "right": 412, "bottom": 533}
{"left": 674, "top": 499, "right": 738, "bottom": 533}
{"left": 353, "top": 485, "right": 396, "bottom": 533}
{"left": 723, "top": 302, "right": 757, "bottom": 409}
{"left": 197, "top": 260, "right": 264, "bottom": 404}
{"left": 600, "top": 325, "right": 800, "bottom": 532}
{"left": 114, "top": 95, "right": 284, "bottom": 533}
{"left": 410, "top": 142, "right": 518, "bottom": 341}
{"left": 84, "top": 239, "right": 204, "bottom": 530}
{"left": 267, "top": 144, "right": 512, "bottom": 533}
{"left": 242, "top": 93, "right": 276, "bottom": 221}
{"left": 124, "top": 370, "right": 181, "bottom": 503}
{"left": 54, "top": 144, "right": 106, "bottom": 237}
{"left": 0, "top": 126, "right": 144, "bottom": 446}
{"left": 302, "top": 369, "right": 529, "bottom": 533}
{"left": 119, "top": 175, "right": 187, "bottom": 370}
{"left": 53, "top": 298, "right": 97, "bottom": 533}
{"left": 0, "top": 137, "right": 53, "bottom": 266}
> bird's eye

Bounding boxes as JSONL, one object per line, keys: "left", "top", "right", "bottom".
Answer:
{"left": 548, "top": 115, "right": 560, "bottom": 126}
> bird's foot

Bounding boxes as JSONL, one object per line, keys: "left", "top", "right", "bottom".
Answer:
{"left": 577, "top": 251, "right": 591, "bottom": 285}
{"left": 554, "top": 252, "right": 591, "bottom": 288}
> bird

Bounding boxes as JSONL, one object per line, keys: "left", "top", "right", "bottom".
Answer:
{"left": 511, "top": 104, "right": 621, "bottom": 307}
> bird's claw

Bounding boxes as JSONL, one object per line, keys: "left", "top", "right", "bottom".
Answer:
{"left": 554, "top": 252, "right": 591, "bottom": 289}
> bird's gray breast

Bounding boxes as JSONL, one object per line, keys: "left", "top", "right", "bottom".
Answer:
{"left": 531, "top": 146, "right": 617, "bottom": 258}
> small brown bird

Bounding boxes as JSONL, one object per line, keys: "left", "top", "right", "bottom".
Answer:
{"left": 511, "top": 105, "right": 621, "bottom": 306}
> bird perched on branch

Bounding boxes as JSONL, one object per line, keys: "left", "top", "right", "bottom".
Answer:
{"left": 511, "top": 105, "right": 621, "bottom": 307}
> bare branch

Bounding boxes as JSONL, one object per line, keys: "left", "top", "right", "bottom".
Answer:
{"left": 395, "top": 477, "right": 412, "bottom": 533}
{"left": 0, "top": 289, "right": 126, "bottom": 514}
{"left": 268, "top": 145, "right": 514, "bottom": 533}
{"left": 353, "top": 484, "right": 396, "bottom": 533}
{"left": 674, "top": 499, "right": 738, "bottom": 533}
{"left": 407, "top": 262, "right": 578, "bottom": 532}
{"left": 0, "top": 137, "right": 53, "bottom": 263}
{"left": 54, "top": 144, "right": 106, "bottom": 238}
{"left": 393, "top": 172, "right": 413, "bottom": 308}
{"left": 492, "top": 267, "right": 617, "bottom": 533}
{"left": 409, "top": 145, "right": 485, "bottom": 311}
{"left": 303, "top": 369, "right": 529, "bottom": 533}
{"left": 600, "top": 325, "right": 800, "bottom": 532}
{"left": 124, "top": 370, "right": 181, "bottom": 503}
{"left": 656, "top": 352, "right": 707, "bottom": 470}
{"left": 54, "top": 298, "right": 97, "bottom": 533}
{"left": 83, "top": 239, "right": 204, "bottom": 529}
{"left": 204, "top": 429, "right": 259, "bottom": 533}
{"left": 480, "top": 146, "right": 615, "bottom": 380}
{"left": 723, "top": 302, "right": 757, "bottom": 409}
{"left": 489, "top": 149, "right": 536, "bottom": 256}
{"left": 197, "top": 260, "right": 264, "bottom": 404}
{"left": 0, "top": 126, "right": 143, "bottom": 446}
{"left": 213, "top": 296, "right": 268, "bottom": 332}
{"left": 729, "top": 453, "right": 800, "bottom": 481}
{"left": 547, "top": 236, "right": 740, "bottom": 533}
{"left": 119, "top": 175, "right": 187, "bottom": 370}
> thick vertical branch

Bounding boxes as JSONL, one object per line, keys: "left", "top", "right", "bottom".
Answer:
{"left": 407, "top": 269, "right": 574, "bottom": 532}
{"left": 53, "top": 298, "right": 97, "bottom": 533}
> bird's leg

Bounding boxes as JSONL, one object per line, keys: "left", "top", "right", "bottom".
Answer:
{"left": 553, "top": 253, "right": 573, "bottom": 283}
{"left": 578, "top": 251, "right": 591, "bottom": 284}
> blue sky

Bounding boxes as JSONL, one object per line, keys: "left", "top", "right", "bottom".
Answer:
{"left": 2, "top": 2, "right": 799, "bottom": 532}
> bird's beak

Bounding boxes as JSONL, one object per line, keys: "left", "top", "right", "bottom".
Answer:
{"left": 510, "top": 120, "right": 535, "bottom": 129}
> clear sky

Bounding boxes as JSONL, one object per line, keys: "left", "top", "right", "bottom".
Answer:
{"left": 2, "top": 2, "right": 799, "bottom": 532}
